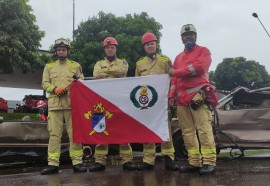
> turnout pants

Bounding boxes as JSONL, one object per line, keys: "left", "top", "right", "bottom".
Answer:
{"left": 47, "top": 110, "right": 83, "bottom": 166}
{"left": 177, "top": 93, "right": 216, "bottom": 167}
{"left": 94, "top": 144, "right": 133, "bottom": 165}
{"left": 143, "top": 112, "right": 175, "bottom": 165}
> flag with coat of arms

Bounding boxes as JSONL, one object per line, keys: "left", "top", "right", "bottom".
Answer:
{"left": 70, "top": 74, "right": 170, "bottom": 144}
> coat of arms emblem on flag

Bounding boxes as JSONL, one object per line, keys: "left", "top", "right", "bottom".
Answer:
{"left": 83, "top": 102, "right": 113, "bottom": 136}
{"left": 130, "top": 85, "right": 158, "bottom": 109}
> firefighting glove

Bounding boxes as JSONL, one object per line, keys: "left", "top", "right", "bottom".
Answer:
{"left": 54, "top": 87, "right": 67, "bottom": 96}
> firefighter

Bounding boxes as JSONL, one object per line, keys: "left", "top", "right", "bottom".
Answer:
{"left": 40, "top": 37, "right": 87, "bottom": 175}
{"left": 169, "top": 24, "right": 216, "bottom": 175}
{"left": 36, "top": 100, "right": 48, "bottom": 121}
{"left": 88, "top": 37, "right": 136, "bottom": 172}
{"left": 135, "top": 32, "right": 179, "bottom": 171}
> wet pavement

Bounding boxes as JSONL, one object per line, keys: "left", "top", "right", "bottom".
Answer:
{"left": 1, "top": 156, "right": 270, "bottom": 186}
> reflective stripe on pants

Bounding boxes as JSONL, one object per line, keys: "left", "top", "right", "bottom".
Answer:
{"left": 143, "top": 111, "right": 175, "bottom": 165}
{"left": 95, "top": 144, "right": 133, "bottom": 165}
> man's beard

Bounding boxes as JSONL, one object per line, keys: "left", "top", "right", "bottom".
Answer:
{"left": 58, "top": 55, "right": 68, "bottom": 60}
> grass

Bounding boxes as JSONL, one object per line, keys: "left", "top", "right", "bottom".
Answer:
{"left": 0, "top": 112, "right": 39, "bottom": 121}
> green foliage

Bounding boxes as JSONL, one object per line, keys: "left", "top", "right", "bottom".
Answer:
{"left": 39, "top": 52, "right": 54, "bottom": 64}
{"left": 70, "top": 11, "right": 163, "bottom": 77}
{"left": 209, "top": 71, "right": 215, "bottom": 82}
{"left": 0, "top": 112, "right": 39, "bottom": 121}
{"left": 213, "top": 57, "right": 270, "bottom": 90}
{"left": 0, "top": 0, "right": 45, "bottom": 73}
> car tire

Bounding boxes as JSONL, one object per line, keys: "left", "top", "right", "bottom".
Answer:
{"left": 172, "top": 130, "right": 188, "bottom": 159}
{"left": 83, "top": 145, "right": 95, "bottom": 160}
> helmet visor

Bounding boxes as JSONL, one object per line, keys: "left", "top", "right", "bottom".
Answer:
{"left": 55, "top": 38, "right": 70, "bottom": 46}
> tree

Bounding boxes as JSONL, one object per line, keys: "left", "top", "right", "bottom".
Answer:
{"left": 70, "top": 11, "right": 163, "bottom": 77}
{"left": 213, "top": 57, "right": 270, "bottom": 90}
{"left": 0, "top": 0, "right": 45, "bottom": 73}
{"left": 208, "top": 70, "right": 215, "bottom": 82}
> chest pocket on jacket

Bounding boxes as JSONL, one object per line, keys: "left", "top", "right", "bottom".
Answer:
{"left": 153, "top": 67, "right": 166, "bottom": 75}
{"left": 50, "top": 71, "right": 58, "bottom": 84}
{"left": 67, "top": 71, "right": 76, "bottom": 82}
{"left": 140, "top": 69, "right": 148, "bottom": 76}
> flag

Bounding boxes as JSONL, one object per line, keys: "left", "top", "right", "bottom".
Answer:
{"left": 70, "top": 74, "right": 170, "bottom": 144}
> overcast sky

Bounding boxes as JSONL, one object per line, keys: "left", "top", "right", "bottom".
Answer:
{"left": 29, "top": 0, "right": 270, "bottom": 71}
{"left": 1, "top": 0, "right": 270, "bottom": 100}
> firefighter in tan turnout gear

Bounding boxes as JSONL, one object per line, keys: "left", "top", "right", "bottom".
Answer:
{"left": 135, "top": 32, "right": 179, "bottom": 171}
{"left": 169, "top": 24, "right": 216, "bottom": 175}
{"left": 41, "top": 38, "right": 87, "bottom": 175}
{"left": 88, "top": 37, "right": 136, "bottom": 172}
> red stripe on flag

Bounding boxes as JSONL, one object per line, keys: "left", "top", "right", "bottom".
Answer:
{"left": 70, "top": 81, "right": 163, "bottom": 144}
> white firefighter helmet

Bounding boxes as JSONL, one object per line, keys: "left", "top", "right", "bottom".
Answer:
{"left": 180, "top": 24, "right": 197, "bottom": 36}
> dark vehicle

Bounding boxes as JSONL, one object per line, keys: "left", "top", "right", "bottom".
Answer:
{"left": 0, "top": 97, "right": 8, "bottom": 113}
{"left": 173, "top": 86, "right": 270, "bottom": 158}
{"left": 0, "top": 115, "right": 173, "bottom": 164}
{"left": 14, "top": 95, "right": 48, "bottom": 113}
{"left": 0, "top": 118, "right": 72, "bottom": 164}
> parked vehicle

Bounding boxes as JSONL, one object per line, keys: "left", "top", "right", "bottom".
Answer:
{"left": 14, "top": 95, "right": 48, "bottom": 113}
{"left": 0, "top": 97, "right": 8, "bottom": 113}
{"left": 1, "top": 86, "right": 270, "bottom": 164}
{"left": 214, "top": 86, "right": 270, "bottom": 157}
{"left": 0, "top": 116, "right": 170, "bottom": 164}
{"left": 0, "top": 118, "right": 72, "bottom": 164}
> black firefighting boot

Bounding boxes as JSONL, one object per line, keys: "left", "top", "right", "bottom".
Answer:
{"left": 89, "top": 162, "right": 106, "bottom": 172}
{"left": 164, "top": 155, "right": 179, "bottom": 171}
{"left": 199, "top": 165, "right": 216, "bottom": 175}
{"left": 73, "top": 164, "right": 87, "bottom": 173}
{"left": 41, "top": 165, "right": 59, "bottom": 175}
{"left": 137, "top": 162, "right": 154, "bottom": 171}
{"left": 179, "top": 164, "right": 200, "bottom": 173}
{"left": 123, "top": 162, "right": 137, "bottom": 171}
